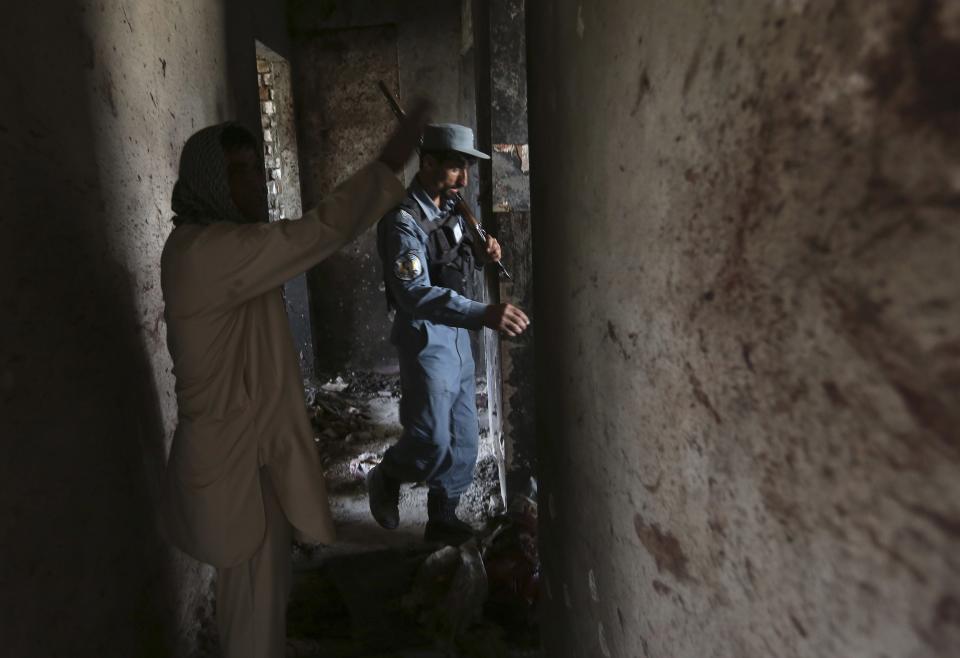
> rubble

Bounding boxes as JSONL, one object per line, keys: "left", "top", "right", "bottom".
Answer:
{"left": 293, "top": 372, "right": 539, "bottom": 653}
{"left": 482, "top": 497, "right": 540, "bottom": 636}
{"left": 348, "top": 452, "right": 381, "bottom": 479}
{"left": 303, "top": 371, "right": 500, "bottom": 527}
{"left": 404, "top": 544, "right": 489, "bottom": 643}
{"left": 459, "top": 455, "right": 502, "bottom": 522}
{"left": 399, "top": 492, "right": 541, "bottom": 654}
{"left": 320, "top": 375, "right": 349, "bottom": 392}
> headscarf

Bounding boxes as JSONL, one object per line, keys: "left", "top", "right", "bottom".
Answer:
{"left": 171, "top": 122, "right": 252, "bottom": 226}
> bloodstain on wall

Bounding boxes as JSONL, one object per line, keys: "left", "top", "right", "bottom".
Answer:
{"left": 634, "top": 513, "right": 693, "bottom": 582}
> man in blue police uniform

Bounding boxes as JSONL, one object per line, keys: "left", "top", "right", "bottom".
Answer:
{"left": 368, "top": 123, "right": 529, "bottom": 545}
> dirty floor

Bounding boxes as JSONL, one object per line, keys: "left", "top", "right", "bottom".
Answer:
{"left": 282, "top": 373, "right": 537, "bottom": 658}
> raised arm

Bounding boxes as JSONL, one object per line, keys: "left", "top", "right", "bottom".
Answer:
{"left": 164, "top": 99, "right": 433, "bottom": 318}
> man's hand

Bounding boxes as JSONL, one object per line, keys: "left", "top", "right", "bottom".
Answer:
{"left": 378, "top": 98, "right": 433, "bottom": 173}
{"left": 482, "top": 303, "right": 530, "bottom": 337}
{"left": 483, "top": 235, "right": 502, "bottom": 263}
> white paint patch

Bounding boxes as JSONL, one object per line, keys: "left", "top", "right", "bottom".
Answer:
{"left": 589, "top": 569, "right": 600, "bottom": 602}
{"left": 598, "top": 621, "right": 611, "bottom": 657}
{"left": 576, "top": 4, "right": 585, "bottom": 39}
{"left": 563, "top": 583, "right": 573, "bottom": 609}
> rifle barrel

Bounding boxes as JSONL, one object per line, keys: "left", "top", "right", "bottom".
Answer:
{"left": 454, "top": 193, "right": 512, "bottom": 280}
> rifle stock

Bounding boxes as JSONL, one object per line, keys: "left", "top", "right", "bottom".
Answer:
{"left": 378, "top": 81, "right": 406, "bottom": 121}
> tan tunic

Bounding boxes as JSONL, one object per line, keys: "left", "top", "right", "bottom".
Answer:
{"left": 160, "top": 162, "right": 405, "bottom": 567}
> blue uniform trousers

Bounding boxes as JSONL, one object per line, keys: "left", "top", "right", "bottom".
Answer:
{"left": 381, "top": 322, "right": 479, "bottom": 497}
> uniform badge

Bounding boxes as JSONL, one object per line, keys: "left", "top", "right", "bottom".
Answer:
{"left": 393, "top": 252, "right": 423, "bottom": 281}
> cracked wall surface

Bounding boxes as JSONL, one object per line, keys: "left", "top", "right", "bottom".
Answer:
{"left": 528, "top": 1, "right": 960, "bottom": 656}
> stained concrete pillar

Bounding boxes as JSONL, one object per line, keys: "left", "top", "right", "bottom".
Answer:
{"left": 528, "top": 1, "right": 960, "bottom": 656}
{"left": 473, "top": 0, "right": 537, "bottom": 503}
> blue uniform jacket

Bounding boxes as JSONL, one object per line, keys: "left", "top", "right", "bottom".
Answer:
{"left": 377, "top": 179, "right": 487, "bottom": 351}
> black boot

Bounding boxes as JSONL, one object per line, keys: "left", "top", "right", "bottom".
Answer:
{"left": 424, "top": 490, "right": 475, "bottom": 545}
{"left": 367, "top": 465, "right": 401, "bottom": 530}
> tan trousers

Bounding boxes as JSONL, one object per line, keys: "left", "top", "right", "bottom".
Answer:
{"left": 216, "top": 468, "right": 292, "bottom": 658}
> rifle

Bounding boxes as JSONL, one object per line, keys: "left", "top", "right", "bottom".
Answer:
{"left": 377, "top": 81, "right": 512, "bottom": 280}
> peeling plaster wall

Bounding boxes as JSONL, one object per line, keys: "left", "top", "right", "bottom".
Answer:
{"left": 0, "top": 1, "right": 287, "bottom": 655}
{"left": 528, "top": 2, "right": 960, "bottom": 657}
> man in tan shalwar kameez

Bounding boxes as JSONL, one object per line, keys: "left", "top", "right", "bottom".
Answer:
{"left": 160, "top": 103, "right": 429, "bottom": 658}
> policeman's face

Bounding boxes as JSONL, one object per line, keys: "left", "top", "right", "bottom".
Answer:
{"left": 225, "top": 146, "right": 269, "bottom": 223}
{"left": 423, "top": 154, "right": 469, "bottom": 195}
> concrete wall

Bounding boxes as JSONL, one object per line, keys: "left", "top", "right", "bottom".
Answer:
{"left": 0, "top": 1, "right": 288, "bottom": 655}
{"left": 289, "top": 0, "right": 481, "bottom": 374}
{"left": 292, "top": 23, "right": 402, "bottom": 374}
{"left": 528, "top": 1, "right": 960, "bottom": 657}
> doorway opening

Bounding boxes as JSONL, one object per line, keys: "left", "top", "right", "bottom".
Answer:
{"left": 255, "top": 40, "right": 314, "bottom": 377}
{"left": 272, "top": 3, "right": 539, "bottom": 655}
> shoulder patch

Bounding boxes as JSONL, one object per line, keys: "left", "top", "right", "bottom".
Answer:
{"left": 393, "top": 251, "right": 423, "bottom": 281}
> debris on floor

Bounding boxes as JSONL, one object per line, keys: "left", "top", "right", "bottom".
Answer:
{"left": 404, "top": 543, "right": 488, "bottom": 643}
{"left": 304, "top": 373, "right": 402, "bottom": 500}
{"left": 400, "top": 499, "right": 542, "bottom": 656}
{"left": 302, "top": 371, "right": 499, "bottom": 536}
{"left": 288, "top": 529, "right": 540, "bottom": 657}
{"left": 482, "top": 486, "right": 540, "bottom": 640}
{"left": 348, "top": 451, "right": 382, "bottom": 480}
{"left": 284, "top": 371, "right": 540, "bottom": 656}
